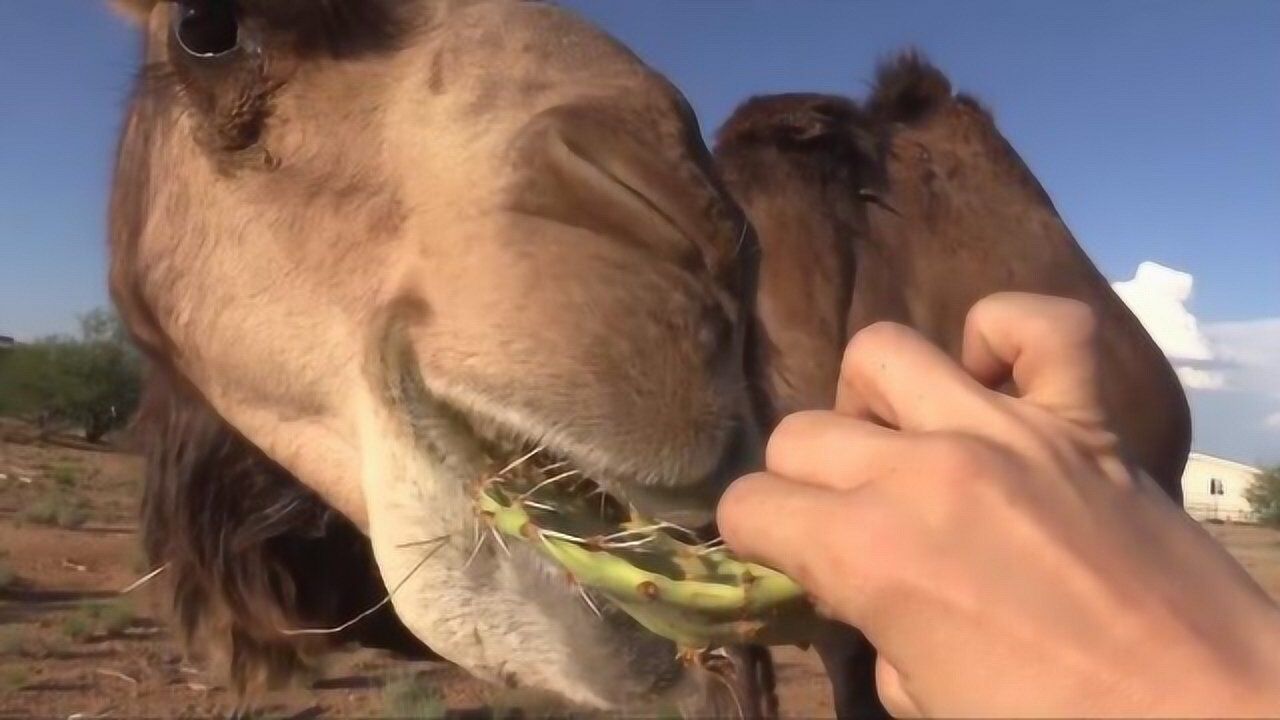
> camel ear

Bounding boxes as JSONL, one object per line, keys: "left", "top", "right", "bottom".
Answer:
{"left": 109, "top": 0, "right": 158, "bottom": 23}
{"left": 866, "top": 49, "right": 953, "bottom": 125}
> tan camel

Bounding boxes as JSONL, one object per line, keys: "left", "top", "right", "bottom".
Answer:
{"left": 110, "top": 0, "right": 766, "bottom": 712}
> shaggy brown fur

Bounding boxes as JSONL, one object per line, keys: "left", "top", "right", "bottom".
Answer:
{"left": 715, "top": 85, "right": 891, "bottom": 720}
{"left": 135, "top": 369, "right": 433, "bottom": 694}
{"left": 856, "top": 52, "right": 1191, "bottom": 490}
{"left": 719, "top": 50, "right": 1190, "bottom": 495}
{"left": 717, "top": 93, "right": 882, "bottom": 429}
{"left": 864, "top": 50, "right": 954, "bottom": 125}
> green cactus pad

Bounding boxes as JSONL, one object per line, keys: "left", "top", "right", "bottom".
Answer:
{"left": 473, "top": 463, "right": 818, "bottom": 651}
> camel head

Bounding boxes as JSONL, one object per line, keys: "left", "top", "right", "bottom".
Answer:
{"left": 108, "top": 0, "right": 760, "bottom": 709}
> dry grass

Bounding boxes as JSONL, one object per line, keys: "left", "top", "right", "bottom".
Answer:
{"left": 486, "top": 687, "right": 585, "bottom": 719}
{"left": 0, "top": 627, "right": 24, "bottom": 655}
{"left": 0, "top": 665, "right": 30, "bottom": 692}
{"left": 29, "top": 635, "right": 71, "bottom": 660}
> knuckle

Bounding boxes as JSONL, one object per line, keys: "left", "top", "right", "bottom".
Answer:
{"left": 843, "top": 321, "right": 912, "bottom": 374}
{"left": 1056, "top": 298, "right": 1099, "bottom": 341}
{"left": 716, "top": 474, "right": 768, "bottom": 537}
{"left": 717, "top": 472, "right": 764, "bottom": 513}
{"left": 970, "top": 292, "right": 1099, "bottom": 344}
{"left": 966, "top": 293, "right": 1004, "bottom": 326}
{"left": 924, "top": 433, "right": 1007, "bottom": 495}
{"left": 766, "top": 411, "right": 823, "bottom": 468}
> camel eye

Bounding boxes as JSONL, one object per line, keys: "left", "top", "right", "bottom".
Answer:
{"left": 173, "top": 0, "right": 239, "bottom": 58}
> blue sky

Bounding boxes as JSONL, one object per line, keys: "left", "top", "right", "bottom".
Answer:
{"left": 0, "top": 2, "right": 1276, "bottom": 462}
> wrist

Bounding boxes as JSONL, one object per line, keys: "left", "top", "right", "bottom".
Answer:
{"left": 1235, "top": 606, "right": 1280, "bottom": 714}
{"left": 1188, "top": 603, "right": 1280, "bottom": 717}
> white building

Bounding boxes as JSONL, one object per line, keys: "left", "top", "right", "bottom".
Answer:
{"left": 1181, "top": 452, "right": 1262, "bottom": 523}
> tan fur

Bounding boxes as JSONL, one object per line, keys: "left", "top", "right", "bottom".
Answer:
{"left": 109, "top": 0, "right": 763, "bottom": 712}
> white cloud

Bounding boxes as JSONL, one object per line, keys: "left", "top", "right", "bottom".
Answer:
{"left": 1176, "top": 366, "right": 1226, "bottom": 391}
{"left": 1111, "top": 262, "right": 1224, "bottom": 389}
{"left": 1202, "top": 318, "right": 1280, "bottom": 399}
{"left": 1112, "top": 262, "right": 1280, "bottom": 465}
{"left": 1111, "top": 262, "right": 1214, "bottom": 361}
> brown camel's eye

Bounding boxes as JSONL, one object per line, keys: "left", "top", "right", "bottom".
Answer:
{"left": 173, "top": 0, "right": 239, "bottom": 58}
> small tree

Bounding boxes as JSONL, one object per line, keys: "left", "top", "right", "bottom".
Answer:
{"left": 1245, "top": 466, "right": 1280, "bottom": 528}
{"left": 0, "top": 308, "right": 143, "bottom": 442}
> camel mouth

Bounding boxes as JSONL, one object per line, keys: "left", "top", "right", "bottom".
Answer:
{"left": 375, "top": 345, "right": 805, "bottom": 704}
{"left": 455, "top": 404, "right": 721, "bottom": 550}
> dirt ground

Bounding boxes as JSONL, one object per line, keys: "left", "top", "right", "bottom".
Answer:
{"left": 2, "top": 427, "right": 1278, "bottom": 718}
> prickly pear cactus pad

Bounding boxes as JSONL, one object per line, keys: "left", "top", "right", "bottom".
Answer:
{"left": 471, "top": 448, "right": 818, "bottom": 651}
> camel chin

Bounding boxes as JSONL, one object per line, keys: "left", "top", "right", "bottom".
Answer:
{"left": 351, "top": 352, "right": 723, "bottom": 711}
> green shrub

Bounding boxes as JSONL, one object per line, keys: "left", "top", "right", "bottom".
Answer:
{"left": 96, "top": 600, "right": 135, "bottom": 636}
{"left": 21, "top": 492, "right": 89, "bottom": 529}
{"left": 54, "top": 501, "right": 90, "bottom": 529}
{"left": 382, "top": 674, "right": 446, "bottom": 719}
{"left": 0, "top": 307, "right": 142, "bottom": 442}
{"left": 0, "top": 562, "right": 14, "bottom": 590}
{"left": 21, "top": 496, "right": 58, "bottom": 525}
{"left": 61, "top": 612, "right": 95, "bottom": 642}
{"left": 1245, "top": 466, "right": 1280, "bottom": 528}
{"left": 50, "top": 464, "right": 80, "bottom": 488}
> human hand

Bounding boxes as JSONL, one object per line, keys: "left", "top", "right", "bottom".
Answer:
{"left": 719, "top": 293, "right": 1280, "bottom": 718}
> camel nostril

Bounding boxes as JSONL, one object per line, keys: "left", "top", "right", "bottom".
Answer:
{"left": 508, "top": 104, "right": 736, "bottom": 271}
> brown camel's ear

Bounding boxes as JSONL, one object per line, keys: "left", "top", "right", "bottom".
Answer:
{"left": 866, "top": 49, "right": 953, "bottom": 125}
{"left": 716, "top": 94, "right": 880, "bottom": 167}
{"left": 715, "top": 93, "right": 880, "bottom": 428}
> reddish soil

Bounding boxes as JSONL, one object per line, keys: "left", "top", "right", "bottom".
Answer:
{"left": 2, "top": 424, "right": 1277, "bottom": 718}
{"left": 0, "top": 428, "right": 837, "bottom": 718}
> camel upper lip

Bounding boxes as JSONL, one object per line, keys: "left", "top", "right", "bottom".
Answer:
{"left": 387, "top": 314, "right": 738, "bottom": 533}
{"left": 461, "top": 403, "right": 723, "bottom": 532}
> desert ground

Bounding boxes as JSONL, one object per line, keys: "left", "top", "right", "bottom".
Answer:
{"left": 2, "top": 424, "right": 1278, "bottom": 718}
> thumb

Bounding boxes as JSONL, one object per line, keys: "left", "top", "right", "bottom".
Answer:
{"left": 877, "top": 655, "right": 925, "bottom": 718}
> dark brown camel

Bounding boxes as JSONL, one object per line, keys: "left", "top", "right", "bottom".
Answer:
{"left": 715, "top": 52, "right": 1192, "bottom": 718}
